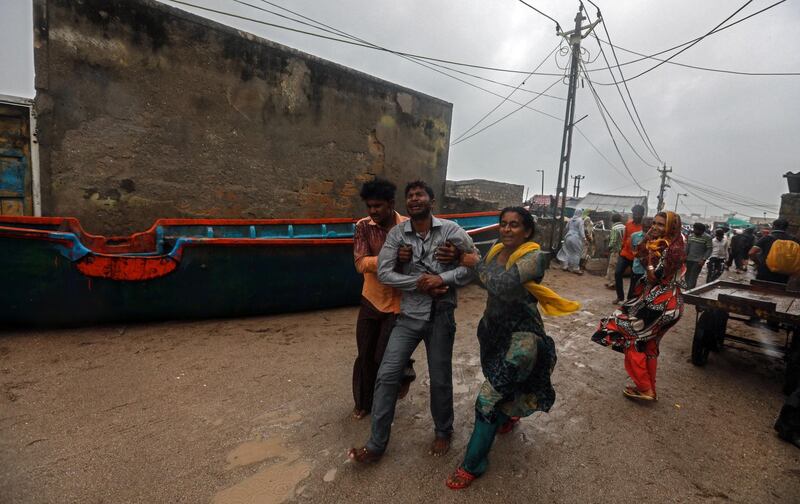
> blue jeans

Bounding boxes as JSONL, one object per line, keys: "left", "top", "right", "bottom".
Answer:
{"left": 366, "top": 307, "right": 456, "bottom": 454}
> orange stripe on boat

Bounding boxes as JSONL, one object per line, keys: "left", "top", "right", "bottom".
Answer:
{"left": 76, "top": 255, "right": 178, "bottom": 281}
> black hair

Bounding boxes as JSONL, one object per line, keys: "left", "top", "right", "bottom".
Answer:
{"left": 693, "top": 222, "right": 706, "bottom": 233}
{"left": 611, "top": 213, "right": 622, "bottom": 223}
{"left": 632, "top": 204, "right": 645, "bottom": 215}
{"left": 360, "top": 178, "right": 396, "bottom": 202}
{"left": 499, "top": 206, "right": 536, "bottom": 241}
{"left": 404, "top": 180, "right": 435, "bottom": 199}
{"left": 773, "top": 218, "right": 789, "bottom": 231}
{"left": 715, "top": 228, "right": 725, "bottom": 235}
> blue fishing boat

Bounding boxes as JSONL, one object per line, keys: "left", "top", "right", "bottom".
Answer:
{"left": 0, "top": 212, "right": 499, "bottom": 327}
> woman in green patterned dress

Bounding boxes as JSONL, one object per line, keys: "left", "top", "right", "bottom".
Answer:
{"left": 446, "top": 207, "right": 577, "bottom": 490}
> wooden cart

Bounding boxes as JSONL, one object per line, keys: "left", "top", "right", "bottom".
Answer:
{"left": 683, "top": 279, "right": 800, "bottom": 393}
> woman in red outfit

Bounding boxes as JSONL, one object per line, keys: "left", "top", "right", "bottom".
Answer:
{"left": 592, "top": 211, "right": 686, "bottom": 401}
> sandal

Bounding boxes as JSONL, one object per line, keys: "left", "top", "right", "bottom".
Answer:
{"left": 446, "top": 467, "right": 477, "bottom": 490}
{"left": 623, "top": 386, "right": 656, "bottom": 401}
{"left": 347, "top": 446, "right": 382, "bottom": 464}
{"left": 498, "top": 416, "right": 521, "bottom": 434}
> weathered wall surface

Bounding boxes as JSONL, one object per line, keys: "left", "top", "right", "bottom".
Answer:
{"left": 33, "top": 0, "right": 452, "bottom": 234}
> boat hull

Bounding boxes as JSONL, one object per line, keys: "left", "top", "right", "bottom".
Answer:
{"left": 0, "top": 213, "right": 499, "bottom": 327}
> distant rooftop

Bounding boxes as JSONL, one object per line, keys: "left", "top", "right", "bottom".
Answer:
{"left": 576, "top": 192, "right": 648, "bottom": 213}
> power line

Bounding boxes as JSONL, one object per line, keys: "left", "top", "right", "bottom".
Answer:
{"left": 671, "top": 175, "right": 779, "bottom": 209}
{"left": 670, "top": 178, "right": 766, "bottom": 218}
{"left": 451, "top": 77, "right": 564, "bottom": 145}
{"left": 452, "top": 43, "right": 562, "bottom": 143}
{"left": 670, "top": 176, "right": 779, "bottom": 212}
{"left": 604, "top": 175, "right": 661, "bottom": 194}
{"left": 579, "top": 61, "right": 647, "bottom": 192}
{"left": 168, "top": 0, "right": 633, "bottom": 182}
{"left": 167, "top": 0, "right": 565, "bottom": 76}
{"left": 671, "top": 172, "right": 780, "bottom": 208}
{"left": 579, "top": 61, "right": 660, "bottom": 169}
{"left": 172, "top": 0, "right": 794, "bottom": 82}
{"left": 206, "top": 0, "right": 565, "bottom": 122}
{"left": 517, "top": 0, "right": 562, "bottom": 32}
{"left": 574, "top": 127, "right": 630, "bottom": 181}
{"left": 238, "top": 0, "right": 566, "bottom": 101}
{"left": 583, "top": 6, "right": 662, "bottom": 164}
{"left": 595, "top": 0, "right": 756, "bottom": 85}
{"left": 587, "top": 0, "right": 795, "bottom": 80}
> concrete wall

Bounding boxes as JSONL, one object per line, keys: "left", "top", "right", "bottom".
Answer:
{"left": 33, "top": 0, "right": 452, "bottom": 234}
{"left": 445, "top": 179, "right": 524, "bottom": 209}
{"left": 780, "top": 193, "right": 800, "bottom": 238}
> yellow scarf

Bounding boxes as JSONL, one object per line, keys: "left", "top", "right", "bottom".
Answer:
{"left": 485, "top": 242, "right": 581, "bottom": 317}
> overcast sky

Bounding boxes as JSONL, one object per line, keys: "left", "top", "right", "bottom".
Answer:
{"left": 2, "top": 0, "right": 799, "bottom": 219}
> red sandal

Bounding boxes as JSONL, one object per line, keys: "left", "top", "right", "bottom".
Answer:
{"left": 446, "top": 467, "right": 477, "bottom": 490}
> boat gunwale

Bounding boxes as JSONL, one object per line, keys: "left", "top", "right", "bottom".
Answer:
{"left": 0, "top": 212, "right": 500, "bottom": 253}
{"left": 0, "top": 222, "right": 500, "bottom": 259}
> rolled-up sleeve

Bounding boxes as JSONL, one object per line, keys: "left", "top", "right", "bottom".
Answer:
{"left": 353, "top": 221, "right": 374, "bottom": 273}
{"left": 377, "top": 227, "right": 418, "bottom": 291}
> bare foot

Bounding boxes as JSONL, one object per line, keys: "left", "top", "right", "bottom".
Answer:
{"left": 347, "top": 446, "right": 382, "bottom": 464}
{"left": 429, "top": 435, "right": 451, "bottom": 457}
{"left": 351, "top": 408, "right": 368, "bottom": 420}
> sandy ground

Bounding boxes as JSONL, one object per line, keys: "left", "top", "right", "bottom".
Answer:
{"left": 1, "top": 268, "right": 799, "bottom": 504}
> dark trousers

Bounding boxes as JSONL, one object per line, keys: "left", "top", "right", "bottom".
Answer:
{"left": 707, "top": 257, "right": 725, "bottom": 283}
{"left": 628, "top": 273, "right": 643, "bottom": 300}
{"left": 366, "top": 308, "right": 456, "bottom": 454}
{"left": 352, "top": 298, "right": 415, "bottom": 413}
{"left": 685, "top": 260, "right": 703, "bottom": 289}
{"left": 615, "top": 256, "right": 633, "bottom": 301}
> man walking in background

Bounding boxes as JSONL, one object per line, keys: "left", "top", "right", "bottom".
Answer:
{"left": 685, "top": 222, "right": 712, "bottom": 289}
{"left": 614, "top": 204, "right": 645, "bottom": 304}
{"left": 706, "top": 228, "right": 728, "bottom": 283}
{"left": 605, "top": 213, "right": 625, "bottom": 289}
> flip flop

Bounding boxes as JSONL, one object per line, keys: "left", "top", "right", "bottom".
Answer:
{"left": 446, "top": 467, "right": 477, "bottom": 490}
{"left": 623, "top": 386, "right": 656, "bottom": 401}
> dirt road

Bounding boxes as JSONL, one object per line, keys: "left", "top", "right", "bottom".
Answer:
{"left": 2, "top": 269, "right": 798, "bottom": 503}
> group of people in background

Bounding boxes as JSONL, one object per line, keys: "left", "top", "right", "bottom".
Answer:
{"left": 346, "top": 179, "right": 798, "bottom": 490}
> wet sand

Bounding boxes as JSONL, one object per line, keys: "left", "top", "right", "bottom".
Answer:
{"left": 1, "top": 268, "right": 799, "bottom": 503}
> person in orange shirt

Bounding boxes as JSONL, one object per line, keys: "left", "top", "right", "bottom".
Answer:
{"left": 352, "top": 178, "right": 415, "bottom": 420}
{"left": 614, "top": 204, "right": 645, "bottom": 304}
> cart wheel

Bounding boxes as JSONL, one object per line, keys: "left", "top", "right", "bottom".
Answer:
{"left": 691, "top": 312, "right": 715, "bottom": 366}
{"left": 712, "top": 312, "right": 728, "bottom": 352}
{"left": 784, "top": 327, "right": 800, "bottom": 395}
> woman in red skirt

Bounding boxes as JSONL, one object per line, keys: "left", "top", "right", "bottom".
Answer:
{"left": 592, "top": 211, "right": 686, "bottom": 401}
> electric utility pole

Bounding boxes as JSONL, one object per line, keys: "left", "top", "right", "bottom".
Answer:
{"left": 656, "top": 164, "right": 672, "bottom": 212}
{"left": 571, "top": 175, "right": 585, "bottom": 197}
{"left": 550, "top": 5, "right": 600, "bottom": 251}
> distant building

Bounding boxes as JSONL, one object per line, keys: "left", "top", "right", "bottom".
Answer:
{"left": 445, "top": 179, "right": 524, "bottom": 209}
{"left": 749, "top": 216, "right": 772, "bottom": 226}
